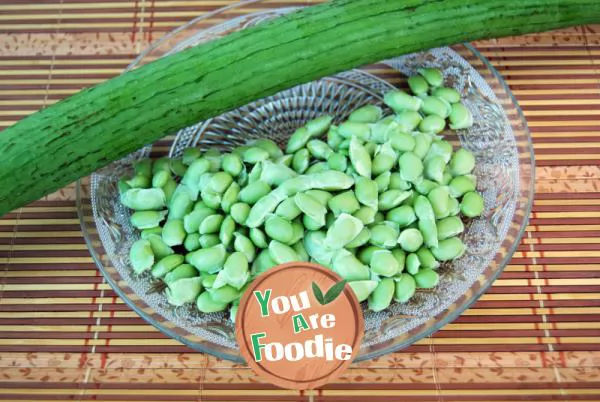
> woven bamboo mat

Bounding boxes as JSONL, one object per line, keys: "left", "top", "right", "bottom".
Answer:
{"left": 1, "top": 1, "right": 600, "bottom": 400}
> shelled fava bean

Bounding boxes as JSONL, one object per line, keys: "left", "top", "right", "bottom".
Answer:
{"left": 120, "top": 67, "right": 483, "bottom": 319}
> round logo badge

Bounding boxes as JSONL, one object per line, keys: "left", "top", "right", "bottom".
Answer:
{"left": 235, "top": 262, "right": 363, "bottom": 390}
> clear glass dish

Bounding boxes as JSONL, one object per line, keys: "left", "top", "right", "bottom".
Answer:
{"left": 77, "top": 0, "right": 534, "bottom": 363}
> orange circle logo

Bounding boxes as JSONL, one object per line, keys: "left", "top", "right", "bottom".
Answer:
{"left": 235, "top": 262, "right": 364, "bottom": 390}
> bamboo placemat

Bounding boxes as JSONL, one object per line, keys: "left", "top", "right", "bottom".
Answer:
{"left": 1, "top": 1, "right": 600, "bottom": 400}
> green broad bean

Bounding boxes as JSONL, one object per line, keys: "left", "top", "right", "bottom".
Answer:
{"left": 134, "top": 158, "right": 152, "bottom": 177}
{"left": 130, "top": 210, "right": 167, "bottom": 229}
{"left": 222, "top": 153, "right": 243, "bottom": 177}
{"left": 248, "top": 138, "right": 284, "bottom": 159}
{"left": 448, "top": 197, "right": 460, "bottom": 216}
{"left": 184, "top": 233, "right": 201, "bottom": 252}
{"left": 364, "top": 141, "right": 377, "bottom": 158}
{"left": 141, "top": 227, "right": 162, "bottom": 239}
{"left": 393, "top": 273, "right": 416, "bottom": 303}
{"left": 199, "top": 234, "right": 220, "bottom": 248}
{"left": 130, "top": 239, "right": 154, "bottom": 274}
{"left": 183, "top": 207, "right": 215, "bottom": 233}
{"left": 372, "top": 141, "right": 398, "bottom": 176}
{"left": 369, "top": 116, "right": 394, "bottom": 144}
{"left": 151, "top": 157, "right": 169, "bottom": 174}
{"left": 295, "top": 192, "right": 327, "bottom": 225}
{"left": 118, "top": 179, "right": 130, "bottom": 195}
{"left": 398, "top": 228, "right": 424, "bottom": 253}
{"left": 449, "top": 102, "right": 474, "bottom": 130}
{"left": 209, "top": 172, "right": 233, "bottom": 194}
{"left": 370, "top": 222, "right": 400, "bottom": 249}
{"left": 441, "top": 169, "right": 453, "bottom": 185}
{"left": 378, "top": 189, "right": 412, "bottom": 211}
{"left": 460, "top": 191, "right": 484, "bottom": 217}
{"left": 431, "top": 237, "right": 465, "bottom": 261}
{"left": 304, "top": 230, "right": 337, "bottom": 266}
{"left": 328, "top": 190, "right": 360, "bottom": 216}
{"left": 196, "top": 291, "right": 228, "bottom": 313}
{"left": 391, "top": 248, "right": 406, "bottom": 272}
{"left": 414, "top": 178, "right": 437, "bottom": 195}
{"left": 338, "top": 121, "right": 371, "bottom": 140}
{"left": 424, "top": 155, "right": 446, "bottom": 184}
{"left": 332, "top": 249, "right": 370, "bottom": 281}
{"left": 368, "top": 277, "right": 395, "bottom": 312}
{"left": 242, "top": 146, "right": 269, "bottom": 164}
{"left": 230, "top": 202, "right": 250, "bottom": 225}
{"left": 219, "top": 215, "right": 236, "bottom": 247}
{"left": 373, "top": 211, "right": 385, "bottom": 223}
{"left": 237, "top": 165, "right": 248, "bottom": 187}
{"left": 449, "top": 175, "right": 476, "bottom": 197}
{"left": 428, "top": 186, "right": 450, "bottom": 219}
{"left": 389, "top": 173, "right": 411, "bottom": 190}
{"left": 416, "top": 247, "right": 440, "bottom": 269}
{"left": 348, "top": 280, "right": 378, "bottom": 302}
{"left": 325, "top": 213, "right": 364, "bottom": 250}
{"left": 408, "top": 75, "right": 429, "bottom": 97}
{"left": 358, "top": 245, "right": 384, "bottom": 265}
{"left": 374, "top": 171, "right": 391, "bottom": 193}
{"left": 303, "top": 214, "right": 325, "bottom": 231}
{"left": 247, "top": 162, "right": 263, "bottom": 184}
{"left": 304, "top": 189, "right": 331, "bottom": 206}
{"left": 292, "top": 148, "right": 310, "bottom": 173}
{"left": 293, "top": 241, "right": 310, "bottom": 262}
{"left": 151, "top": 254, "right": 184, "bottom": 278}
{"left": 169, "top": 159, "right": 188, "bottom": 177}
{"left": 309, "top": 171, "right": 355, "bottom": 192}
{"left": 388, "top": 130, "right": 416, "bottom": 153}
{"left": 349, "top": 137, "right": 372, "bottom": 178}
{"left": 166, "top": 277, "right": 203, "bottom": 306}
{"left": 398, "top": 152, "right": 423, "bottom": 182}
{"left": 307, "top": 139, "right": 333, "bottom": 160}
{"left": 201, "top": 274, "right": 217, "bottom": 289}
{"left": 217, "top": 252, "right": 249, "bottom": 290}
{"left": 426, "top": 140, "right": 453, "bottom": 164}
{"left": 327, "top": 125, "right": 343, "bottom": 149}
{"left": 233, "top": 232, "right": 256, "bottom": 262}
{"left": 152, "top": 170, "right": 170, "bottom": 188}
{"left": 276, "top": 154, "right": 293, "bottom": 167}
{"left": 268, "top": 240, "right": 299, "bottom": 264}
{"left": 251, "top": 249, "right": 278, "bottom": 277}
{"left": 305, "top": 162, "right": 328, "bottom": 174}
{"left": 127, "top": 174, "right": 150, "bottom": 189}
{"left": 121, "top": 188, "right": 166, "bottom": 211}
{"left": 182, "top": 148, "right": 201, "bottom": 165}
{"left": 305, "top": 115, "right": 333, "bottom": 138}
{"left": 181, "top": 158, "right": 210, "bottom": 193}
{"left": 265, "top": 215, "right": 294, "bottom": 244}
{"left": 198, "top": 172, "right": 213, "bottom": 191}
{"left": 203, "top": 149, "right": 222, "bottom": 172}
{"left": 326, "top": 152, "right": 348, "bottom": 171}
{"left": 418, "top": 67, "right": 443, "bottom": 87}
{"left": 289, "top": 221, "right": 305, "bottom": 245}
{"left": 345, "top": 227, "right": 371, "bottom": 249}
{"left": 260, "top": 160, "right": 297, "bottom": 186}
{"left": 286, "top": 127, "right": 311, "bottom": 154}
{"left": 162, "top": 219, "right": 186, "bottom": 246}
{"left": 245, "top": 192, "right": 285, "bottom": 228}
{"left": 221, "top": 182, "right": 240, "bottom": 213}
{"left": 419, "top": 115, "right": 446, "bottom": 134}
{"left": 275, "top": 197, "right": 301, "bottom": 220}
{"left": 353, "top": 206, "right": 377, "bottom": 225}
{"left": 164, "top": 264, "right": 197, "bottom": 285}
{"left": 405, "top": 252, "right": 421, "bottom": 275}
{"left": 187, "top": 244, "right": 227, "bottom": 273}
{"left": 412, "top": 133, "right": 433, "bottom": 160}
{"left": 354, "top": 176, "right": 378, "bottom": 209}
{"left": 249, "top": 227, "right": 268, "bottom": 249}
{"left": 421, "top": 96, "right": 450, "bottom": 118}
{"left": 394, "top": 110, "right": 423, "bottom": 133}
{"left": 413, "top": 268, "right": 439, "bottom": 289}
{"left": 386, "top": 205, "right": 416, "bottom": 227}
{"left": 168, "top": 188, "right": 193, "bottom": 219}
{"left": 199, "top": 214, "right": 224, "bottom": 235}
{"left": 414, "top": 195, "right": 439, "bottom": 248}
{"left": 432, "top": 87, "right": 461, "bottom": 103}
{"left": 239, "top": 181, "right": 271, "bottom": 205}
{"left": 384, "top": 90, "right": 422, "bottom": 112}
{"left": 162, "top": 178, "right": 178, "bottom": 204}
{"left": 450, "top": 148, "right": 475, "bottom": 176}
{"left": 370, "top": 249, "right": 400, "bottom": 277}
{"left": 349, "top": 105, "right": 382, "bottom": 123}
{"left": 147, "top": 234, "right": 174, "bottom": 260}
{"left": 207, "top": 285, "right": 241, "bottom": 304}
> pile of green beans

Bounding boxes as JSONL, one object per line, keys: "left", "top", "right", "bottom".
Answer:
{"left": 120, "top": 68, "right": 484, "bottom": 319}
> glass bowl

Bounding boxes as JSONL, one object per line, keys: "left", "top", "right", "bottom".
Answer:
{"left": 77, "top": 1, "right": 534, "bottom": 363}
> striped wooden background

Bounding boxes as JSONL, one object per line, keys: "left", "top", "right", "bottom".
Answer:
{"left": 1, "top": 1, "right": 600, "bottom": 400}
